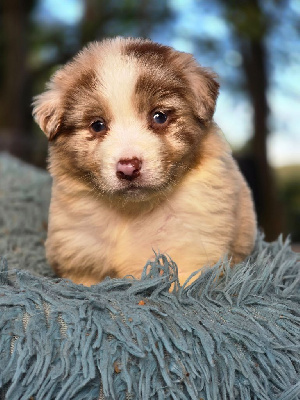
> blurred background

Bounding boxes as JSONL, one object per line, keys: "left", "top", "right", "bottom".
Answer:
{"left": 0, "top": 0, "right": 299, "bottom": 244}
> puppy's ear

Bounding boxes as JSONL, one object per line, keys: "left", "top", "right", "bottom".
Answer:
{"left": 32, "top": 89, "right": 62, "bottom": 141}
{"left": 173, "top": 52, "right": 219, "bottom": 123}
{"left": 187, "top": 65, "right": 219, "bottom": 123}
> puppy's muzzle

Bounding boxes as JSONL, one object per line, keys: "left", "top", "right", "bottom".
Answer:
{"left": 116, "top": 158, "right": 142, "bottom": 181}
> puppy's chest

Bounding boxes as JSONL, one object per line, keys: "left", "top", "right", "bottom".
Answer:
{"left": 63, "top": 198, "right": 203, "bottom": 260}
{"left": 81, "top": 205, "right": 185, "bottom": 252}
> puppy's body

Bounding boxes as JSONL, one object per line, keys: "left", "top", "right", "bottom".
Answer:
{"left": 34, "top": 38, "right": 256, "bottom": 286}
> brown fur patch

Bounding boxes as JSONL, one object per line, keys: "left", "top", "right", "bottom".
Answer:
{"left": 125, "top": 40, "right": 172, "bottom": 61}
{"left": 60, "top": 69, "right": 110, "bottom": 135}
{"left": 125, "top": 39, "right": 219, "bottom": 123}
{"left": 134, "top": 73, "right": 190, "bottom": 114}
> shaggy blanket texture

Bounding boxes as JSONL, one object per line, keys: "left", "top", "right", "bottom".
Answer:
{"left": 0, "top": 153, "right": 299, "bottom": 400}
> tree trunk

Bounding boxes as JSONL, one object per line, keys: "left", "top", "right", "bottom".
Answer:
{"left": 240, "top": 38, "right": 283, "bottom": 240}
{"left": 0, "top": 0, "right": 32, "bottom": 161}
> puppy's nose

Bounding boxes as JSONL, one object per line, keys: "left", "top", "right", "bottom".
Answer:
{"left": 116, "top": 158, "right": 142, "bottom": 181}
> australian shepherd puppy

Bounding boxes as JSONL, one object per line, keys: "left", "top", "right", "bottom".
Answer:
{"left": 33, "top": 37, "right": 256, "bottom": 286}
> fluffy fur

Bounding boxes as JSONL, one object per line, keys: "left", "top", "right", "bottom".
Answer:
{"left": 33, "top": 37, "right": 256, "bottom": 286}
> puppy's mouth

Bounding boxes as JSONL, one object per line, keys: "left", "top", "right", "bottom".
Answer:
{"left": 113, "top": 180, "right": 165, "bottom": 202}
{"left": 116, "top": 183, "right": 151, "bottom": 196}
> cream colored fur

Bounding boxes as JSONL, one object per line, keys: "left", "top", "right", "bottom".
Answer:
{"left": 33, "top": 38, "right": 257, "bottom": 286}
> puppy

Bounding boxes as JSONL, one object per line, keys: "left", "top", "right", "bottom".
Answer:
{"left": 33, "top": 37, "right": 256, "bottom": 286}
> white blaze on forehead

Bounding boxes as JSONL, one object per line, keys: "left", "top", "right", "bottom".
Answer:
{"left": 92, "top": 46, "right": 166, "bottom": 188}
{"left": 97, "top": 46, "right": 139, "bottom": 122}
{"left": 91, "top": 41, "right": 170, "bottom": 190}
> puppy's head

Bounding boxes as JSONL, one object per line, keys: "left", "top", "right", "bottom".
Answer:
{"left": 33, "top": 37, "right": 219, "bottom": 205}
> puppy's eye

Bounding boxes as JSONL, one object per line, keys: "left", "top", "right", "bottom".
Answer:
{"left": 152, "top": 111, "right": 168, "bottom": 125}
{"left": 90, "top": 119, "right": 106, "bottom": 133}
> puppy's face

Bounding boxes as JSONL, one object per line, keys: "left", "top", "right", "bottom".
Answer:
{"left": 33, "top": 38, "right": 219, "bottom": 204}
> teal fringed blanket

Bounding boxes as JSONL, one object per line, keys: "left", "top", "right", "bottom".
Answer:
{"left": 0, "top": 153, "right": 299, "bottom": 400}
